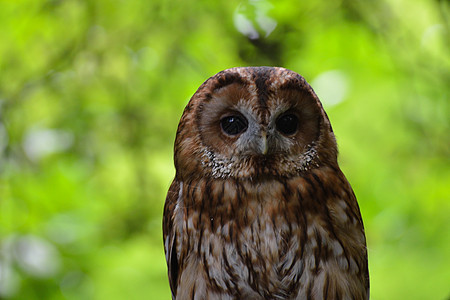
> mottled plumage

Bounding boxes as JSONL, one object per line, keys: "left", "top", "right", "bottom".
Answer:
{"left": 163, "top": 67, "right": 369, "bottom": 299}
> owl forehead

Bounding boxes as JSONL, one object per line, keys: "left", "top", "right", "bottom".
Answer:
{"left": 203, "top": 67, "right": 308, "bottom": 122}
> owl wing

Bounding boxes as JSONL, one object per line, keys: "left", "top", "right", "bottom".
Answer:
{"left": 163, "top": 179, "right": 183, "bottom": 298}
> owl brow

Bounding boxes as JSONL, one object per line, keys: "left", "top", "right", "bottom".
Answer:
{"left": 211, "top": 72, "right": 244, "bottom": 92}
{"left": 255, "top": 75, "right": 270, "bottom": 106}
{"left": 278, "top": 78, "right": 306, "bottom": 92}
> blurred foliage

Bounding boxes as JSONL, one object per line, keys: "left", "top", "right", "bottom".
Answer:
{"left": 0, "top": 0, "right": 448, "bottom": 299}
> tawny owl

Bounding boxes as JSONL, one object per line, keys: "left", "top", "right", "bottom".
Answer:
{"left": 163, "top": 67, "right": 369, "bottom": 300}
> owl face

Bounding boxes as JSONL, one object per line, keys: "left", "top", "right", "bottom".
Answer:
{"left": 174, "top": 67, "right": 338, "bottom": 180}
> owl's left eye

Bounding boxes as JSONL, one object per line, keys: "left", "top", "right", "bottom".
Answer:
{"left": 220, "top": 115, "right": 248, "bottom": 136}
{"left": 276, "top": 113, "right": 299, "bottom": 135}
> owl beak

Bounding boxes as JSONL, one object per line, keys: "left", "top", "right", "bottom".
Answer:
{"left": 259, "top": 131, "right": 269, "bottom": 155}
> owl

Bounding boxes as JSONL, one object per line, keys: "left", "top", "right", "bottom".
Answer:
{"left": 163, "top": 67, "right": 369, "bottom": 299}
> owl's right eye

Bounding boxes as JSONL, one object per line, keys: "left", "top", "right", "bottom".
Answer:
{"left": 220, "top": 115, "right": 248, "bottom": 136}
{"left": 276, "top": 113, "right": 299, "bottom": 135}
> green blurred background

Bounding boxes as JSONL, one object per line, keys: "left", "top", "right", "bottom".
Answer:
{"left": 0, "top": 0, "right": 448, "bottom": 299}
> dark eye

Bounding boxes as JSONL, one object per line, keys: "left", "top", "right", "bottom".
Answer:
{"left": 220, "top": 115, "right": 248, "bottom": 136}
{"left": 276, "top": 113, "right": 298, "bottom": 135}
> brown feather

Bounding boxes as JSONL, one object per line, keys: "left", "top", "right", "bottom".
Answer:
{"left": 163, "top": 67, "right": 369, "bottom": 299}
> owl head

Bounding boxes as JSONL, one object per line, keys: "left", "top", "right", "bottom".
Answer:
{"left": 174, "top": 67, "right": 338, "bottom": 180}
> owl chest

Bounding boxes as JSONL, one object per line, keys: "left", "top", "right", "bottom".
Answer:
{"left": 189, "top": 196, "right": 320, "bottom": 292}
{"left": 194, "top": 210, "right": 295, "bottom": 294}
{"left": 178, "top": 178, "right": 364, "bottom": 297}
